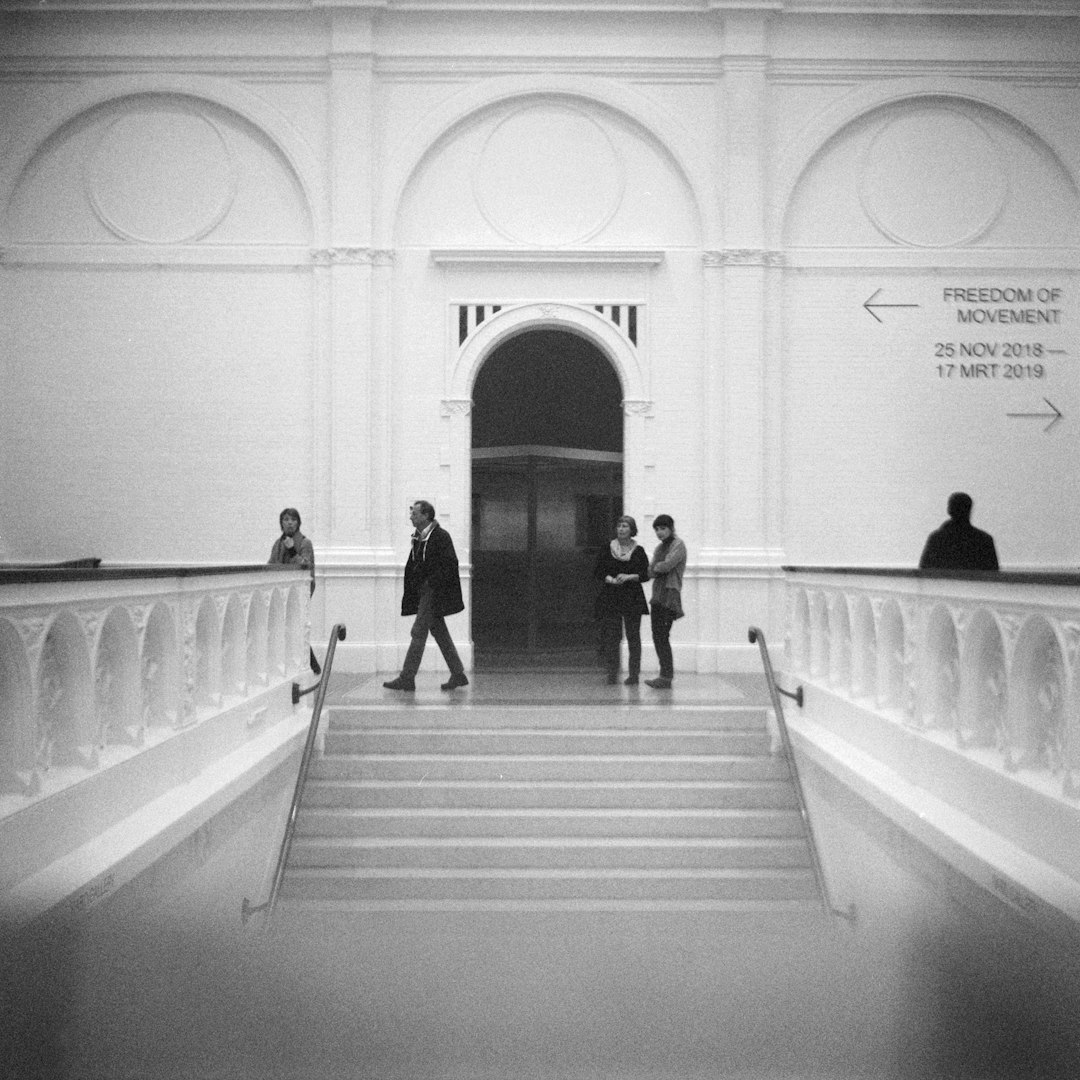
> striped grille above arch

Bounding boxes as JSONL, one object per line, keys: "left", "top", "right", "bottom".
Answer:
{"left": 456, "top": 303, "right": 639, "bottom": 347}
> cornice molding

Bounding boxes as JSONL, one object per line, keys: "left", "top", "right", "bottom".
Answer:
{"left": 374, "top": 55, "right": 724, "bottom": 83}
{"left": 430, "top": 248, "right": 664, "bottom": 267}
{"left": 2, "top": 54, "right": 1076, "bottom": 91}
{"left": 1, "top": 2, "right": 1078, "bottom": 14}
{"left": 770, "top": 59, "right": 1080, "bottom": 86}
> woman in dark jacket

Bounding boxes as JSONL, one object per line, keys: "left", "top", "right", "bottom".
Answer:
{"left": 593, "top": 515, "right": 650, "bottom": 685}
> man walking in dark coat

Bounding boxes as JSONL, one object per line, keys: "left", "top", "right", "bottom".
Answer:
{"left": 919, "top": 492, "right": 999, "bottom": 572}
{"left": 384, "top": 500, "right": 469, "bottom": 692}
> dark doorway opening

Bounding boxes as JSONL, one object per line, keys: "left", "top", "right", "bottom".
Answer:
{"left": 471, "top": 329, "right": 623, "bottom": 668}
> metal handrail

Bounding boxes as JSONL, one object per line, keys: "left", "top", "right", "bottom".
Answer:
{"left": 748, "top": 626, "right": 855, "bottom": 924}
{"left": 242, "top": 623, "right": 347, "bottom": 926}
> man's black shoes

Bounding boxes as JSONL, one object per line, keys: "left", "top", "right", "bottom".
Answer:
{"left": 441, "top": 673, "right": 469, "bottom": 691}
{"left": 383, "top": 676, "right": 415, "bottom": 692}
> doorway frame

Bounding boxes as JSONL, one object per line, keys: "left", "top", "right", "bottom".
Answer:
{"left": 439, "top": 302, "right": 654, "bottom": 660}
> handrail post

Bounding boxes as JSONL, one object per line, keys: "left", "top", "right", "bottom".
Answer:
{"left": 748, "top": 626, "right": 856, "bottom": 925}
{"left": 242, "top": 623, "right": 347, "bottom": 928}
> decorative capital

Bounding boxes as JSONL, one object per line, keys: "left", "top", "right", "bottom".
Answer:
{"left": 703, "top": 249, "right": 784, "bottom": 268}
{"left": 622, "top": 399, "right": 653, "bottom": 417}
{"left": 441, "top": 398, "right": 472, "bottom": 417}
{"left": 311, "top": 247, "right": 395, "bottom": 266}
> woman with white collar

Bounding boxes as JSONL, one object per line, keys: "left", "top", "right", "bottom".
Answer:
{"left": 592, "top": 514, "right": 650, "bottom": 685}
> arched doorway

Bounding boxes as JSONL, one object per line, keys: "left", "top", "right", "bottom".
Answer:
{"left": 471, "top": 329, "right": 623, "bottom": 667}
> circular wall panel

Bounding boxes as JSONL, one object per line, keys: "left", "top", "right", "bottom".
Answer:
{"left": 473, "top": 104, "right": 624, "bottom": 246}
{"left": 86, "top": 105, "right": 236, "bottom": 244}
{"left": 859, "top": 108, "right": 1007, "bottom": 248}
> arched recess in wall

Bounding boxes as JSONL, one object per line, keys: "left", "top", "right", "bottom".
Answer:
{"left": 1, "top": 83, "right": 321, "bottom": 566}
{"left": 2, "top": 89, "right": 316, "bottom": 245}
{"left": 772, "top": 79, "right": 1080, "bottom": 239}
{"left": 775, "top": 88, "right": 1080, "bottom": 569}
{"left": 781, "top": 94, "right": 1080, "bottom": 250}
{"left": 392, "top": 90, "right": 704, "bottom": 248}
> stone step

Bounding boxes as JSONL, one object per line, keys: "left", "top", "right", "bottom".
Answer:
{"left": 308, "top": 754, "right": 789, "bottom": 783}
{"left": 285, "top": 697, "right": 810, "bottom": 910}
{"left": 277, "top": 897, "right": 824, "bottom": 914}
{"left": 293, "top": 806, "right": 807, "bottom": 839}
{"left": 325, "top": 704, "right": 769, "bottom": 731}
{"left": 279, "top": 866, "right": 819, "bottom": 904}
{"left": 287, "top": 835, "right": 813, "bottom": 870}
{"left": 323, "top": 728, "right": 771, "bottom": 756}
{"left": 301, "top": 779, "right": 799, "bottom": 810}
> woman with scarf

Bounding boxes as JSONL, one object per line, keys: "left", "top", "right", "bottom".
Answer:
{"left": 644, "top": 513, "right": 687, "bottom": 689}
{"left": 593, "top": 515, "right": 650, "bottom": 685}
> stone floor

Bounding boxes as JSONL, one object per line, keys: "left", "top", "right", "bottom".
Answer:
{"left": 319, "top": 668, "right": 775, "bottom": 710}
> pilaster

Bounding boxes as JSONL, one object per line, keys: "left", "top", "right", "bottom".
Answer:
{"left": 710, "top": 11, "right": 772, "bottom": 559}
{"left": 323, "top": 11, "right": 380, "bottom": 550}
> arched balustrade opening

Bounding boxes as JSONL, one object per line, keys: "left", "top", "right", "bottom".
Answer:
{"left": 828, "top": 596, "right": 852, "bottom": 693}
{"left": 96, "top": 607, "right": 142, "bottom": 747}
{"left": 790, "top": 590, "right": 812, "bottom": 674}
{"left": 142, "top": 602, "right": 180, "bottom": 730}
{"left": 809, "top": 593, "right": 830, "bottom": 681}
{"left": 285, "top": 587, "right": 303, "bottom": 671}
{"left": 246, "top": 590, "right": 269, "bottom": 688}
{"left": 194, "top": 597, "right": 221, "bottom": 710}
{"left": 1007, "top": 616, "right": 1067, "bottom": 773}
{"left": 877, "top": 600, "right": 906, "bottom": 716}
{"left": 0, "top": 619, "right": 34, "bottom": 793}
{"left": 851, "top": 596, "right": 877, "bottom": 702}
{"left": 267, "top": 590, "right": 285, "bottom": 676}
{"left": 221, "top": 594, "right": 246, "bottom": 697}
{"left": 958, "top": 610, "right": 1007, "bottom": 751}
{"left": 37, "top": 611, "right": 95, "bottom": 769}
{"left": 922, "top": 605, "right": 960, "bottom": 731}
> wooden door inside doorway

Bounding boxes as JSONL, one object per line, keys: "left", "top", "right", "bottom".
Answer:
{"left": 471, "top": 451, "right": 621, "bottom": 667}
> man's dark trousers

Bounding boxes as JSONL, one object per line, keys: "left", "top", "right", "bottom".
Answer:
{"left": 401, "top": 581, "right": 464, "bottom": 680}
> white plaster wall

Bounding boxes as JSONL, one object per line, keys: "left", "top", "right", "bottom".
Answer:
{"left": 2, "top": 268, "right": 314, "bottom": 562}
{"left": 781, "top": 96, "right": 1080, "bottom": 568}
{"left": 2, "top": 3, "right": 1079, "bottom": 669}
{"left": 0, "top": 81, "right": 317, "bottom": 564}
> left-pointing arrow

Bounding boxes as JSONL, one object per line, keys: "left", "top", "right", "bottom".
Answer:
{"left": 1006, "top": 398, "right": 1063, "bottom": 433}
{"left": 863, "top": 288, "right": 920, "bottom": 323}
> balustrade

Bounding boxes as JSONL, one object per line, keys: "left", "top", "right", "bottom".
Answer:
{"left": 0, "top": 565, "right": 310, "bottom": 808}
{"left": 785, "top": 568, "right": 1080, "bottom": 800}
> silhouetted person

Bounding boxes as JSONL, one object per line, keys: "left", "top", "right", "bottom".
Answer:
{"left": 919, "top": 492, "right": 999, "bottom": 572}
{"left": 593, "top": 514, "right": 650, "bottom": 686}
{"left": 384, "top": 500, "right": 468, "bottom": 692}
{"left": 269, "top": 507, "right": 321, "bottom": 674}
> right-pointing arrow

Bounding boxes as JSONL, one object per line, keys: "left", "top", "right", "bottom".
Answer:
{"left": 1006, "top": 398, "right": 1063, "bottom": 433}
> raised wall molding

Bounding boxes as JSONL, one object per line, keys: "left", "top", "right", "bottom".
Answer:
{"left": 783, "top": 247, "right": 1080, "bottom": 270}
{"left": 0, "top": 244, "right": 313, "bottom": 267}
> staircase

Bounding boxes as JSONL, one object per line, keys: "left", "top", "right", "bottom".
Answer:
{"left": 278, "top": 699, "right": 820, "bottom": 911}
